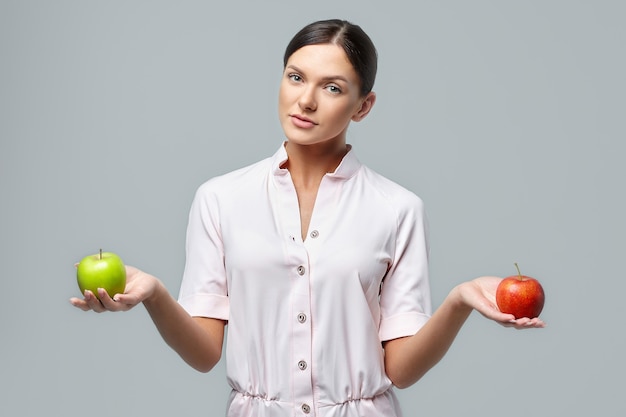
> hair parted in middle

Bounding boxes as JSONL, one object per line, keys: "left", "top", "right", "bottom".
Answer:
{"left": 283, "top": 19, "right": 378, "bottom": 97}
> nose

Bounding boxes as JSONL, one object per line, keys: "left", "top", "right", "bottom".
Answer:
{"left": 298, "top": 86, "right": 317, "bottom": 112}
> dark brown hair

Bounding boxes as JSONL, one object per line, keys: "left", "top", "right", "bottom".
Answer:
{"left": 283, "top": 19, "right": 378, "bottom": 96}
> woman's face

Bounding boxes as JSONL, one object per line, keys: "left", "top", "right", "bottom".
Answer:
{"left": 278, "top": 43, "right": 374, "bottom": 148}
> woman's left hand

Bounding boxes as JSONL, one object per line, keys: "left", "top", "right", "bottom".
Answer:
{"left": 457, "top": 276, "right": 546, "bottom": 329}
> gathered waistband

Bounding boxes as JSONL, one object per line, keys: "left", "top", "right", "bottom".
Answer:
{"left": 227, "top": 386, "right": 402, "bottom": 417}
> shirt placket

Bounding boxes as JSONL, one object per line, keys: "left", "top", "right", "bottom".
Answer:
{"left": 273, "top": 171, "right": 316, "bottom": 415}
{"left": 291, "top": 253, "right": 314, "bottom": 415}
{"left": 292, "top": 176, "right": 334, "bottom": 416}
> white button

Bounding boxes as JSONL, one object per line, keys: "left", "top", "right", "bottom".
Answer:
{"left": 301, "top": 404, "right": 311, "bottom": 414}
{"left": 297, "top": 265, "right": 305, "bottom": 275}
{"left": 310, "top": 230, "right": 319, "bottom": 238}
{"left": 297, "top": 313, "right": 307, "bottom": 323}
{"left": 298, "top": 360, "right": 307, "bottom": 370}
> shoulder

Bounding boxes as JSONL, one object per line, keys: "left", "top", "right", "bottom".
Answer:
{"left": 195, "top": 155, "right": 272, "bottom": 198}
{"left": 187, "top": 156, "right": 273, "bottom": 218}
{"left": 358, "top": 165, "right": 425, "bottom": 215}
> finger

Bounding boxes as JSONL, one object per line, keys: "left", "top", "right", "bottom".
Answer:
{"left": 481, "top": 306, "right": 516, "bottom": 323}
{"left": 510, "top": 317, "right": 546, "bottom": 329}
{"left": 110, "top": 293, "right": 139, "bottom": 310}
{"left": 513, "top": 317, "right": 532, "bottom": 327}
{"left": 83, "top": 290, "right": 107, "bottom": 313}
{"left": 69, "top": 297, "right": 92, "bottom": 312}
{"left": 526, "top": 317, "right": 546, "bottom": 328}
{"left": 97, "top": 288, "right": 126, "bottom": 312}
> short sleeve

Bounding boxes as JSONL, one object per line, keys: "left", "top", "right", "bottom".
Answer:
{"left": 177, "top": 182, "right": 229, "bottom": 320}
{"left": 378, "top": 195, "right": 432, "bottom": 341}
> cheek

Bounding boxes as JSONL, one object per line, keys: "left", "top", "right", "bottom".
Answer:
{"left": 327, "top": 102, "right": 358, "bottom": 124}
{"left": 278, "top": 82, "right": 295, "bottom": 110}
{"left": 277, "top": 87, "right": 286, "bottom": 110}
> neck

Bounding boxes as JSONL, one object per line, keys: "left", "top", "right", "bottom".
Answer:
{"left": 283, "top": 140, "right": 348, "bottom": 189}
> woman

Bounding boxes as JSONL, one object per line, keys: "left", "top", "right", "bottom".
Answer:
{"left": 71, "top": 19, "right": 544, "bottom": 417}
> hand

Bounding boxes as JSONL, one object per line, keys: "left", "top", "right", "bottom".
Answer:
{"left": 69, "top": 265, "right": 159, "bottom": 313}
{"left": 457, "top": 276, "right": 546, "bottom": 329}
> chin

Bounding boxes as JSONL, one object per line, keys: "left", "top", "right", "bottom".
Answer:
{"left": 282, "top": 129, "right": 317, "bottom": 145}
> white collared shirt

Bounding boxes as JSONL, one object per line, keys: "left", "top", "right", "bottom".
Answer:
{"left": 178, "top": 143, "right": 432, "bottom": 417}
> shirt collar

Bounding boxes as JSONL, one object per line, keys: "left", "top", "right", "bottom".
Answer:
{"left": 271, "top": 142, "right": 361, "bottom": 180}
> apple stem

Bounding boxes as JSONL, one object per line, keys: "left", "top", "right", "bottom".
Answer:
{"left": 514, "top": 262, "right": 522, "bottom": 280}
{"left": 99, "top": 248, "right": 102, "bottom": 260}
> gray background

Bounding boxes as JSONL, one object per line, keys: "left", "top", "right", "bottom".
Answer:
{"left": 1, "top": 1, "right": 624, "bottom": 416}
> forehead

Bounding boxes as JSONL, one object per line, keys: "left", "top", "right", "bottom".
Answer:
{"left": 286, "top": 44, "right": 358, "bottom": 81}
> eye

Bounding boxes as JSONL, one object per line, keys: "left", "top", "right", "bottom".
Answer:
{"left": 325, "top": 84, "right": 342, "bottom": 94}
{"left": 288, "top": 73, "right": 303, "bottom": 83}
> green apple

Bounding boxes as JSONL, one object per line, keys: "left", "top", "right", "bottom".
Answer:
{"left": 77, "top": 249, "right": 126, "bottom": 300}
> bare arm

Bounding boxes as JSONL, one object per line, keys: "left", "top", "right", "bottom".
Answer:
{"left": 384, "top": 277, "right": 545, "bottom": 388}
{"left": 70, "top": 266, "right": 225, "bottom": 373}
{"left": 141, "top": 280, "right": 225, "bottom": 372}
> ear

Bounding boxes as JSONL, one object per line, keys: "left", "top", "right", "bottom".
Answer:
{"left": 351, "top": 92, "right": 376, "bottom": 122}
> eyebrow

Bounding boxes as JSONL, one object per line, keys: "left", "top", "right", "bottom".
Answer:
{"left": 286, "top": 64, "right": 350, "bottom": 83}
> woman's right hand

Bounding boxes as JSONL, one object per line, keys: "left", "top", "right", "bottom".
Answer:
{"left": 69, "top": 265, "right": 159, "bottom": 313}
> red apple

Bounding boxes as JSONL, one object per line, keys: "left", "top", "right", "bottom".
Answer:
{"left": 496, "top": 263, "right": 545, "bottom": 319}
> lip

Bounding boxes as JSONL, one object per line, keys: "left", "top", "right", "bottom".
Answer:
{"left": 290, "top": 114, "right": 318, "bottom": 128}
